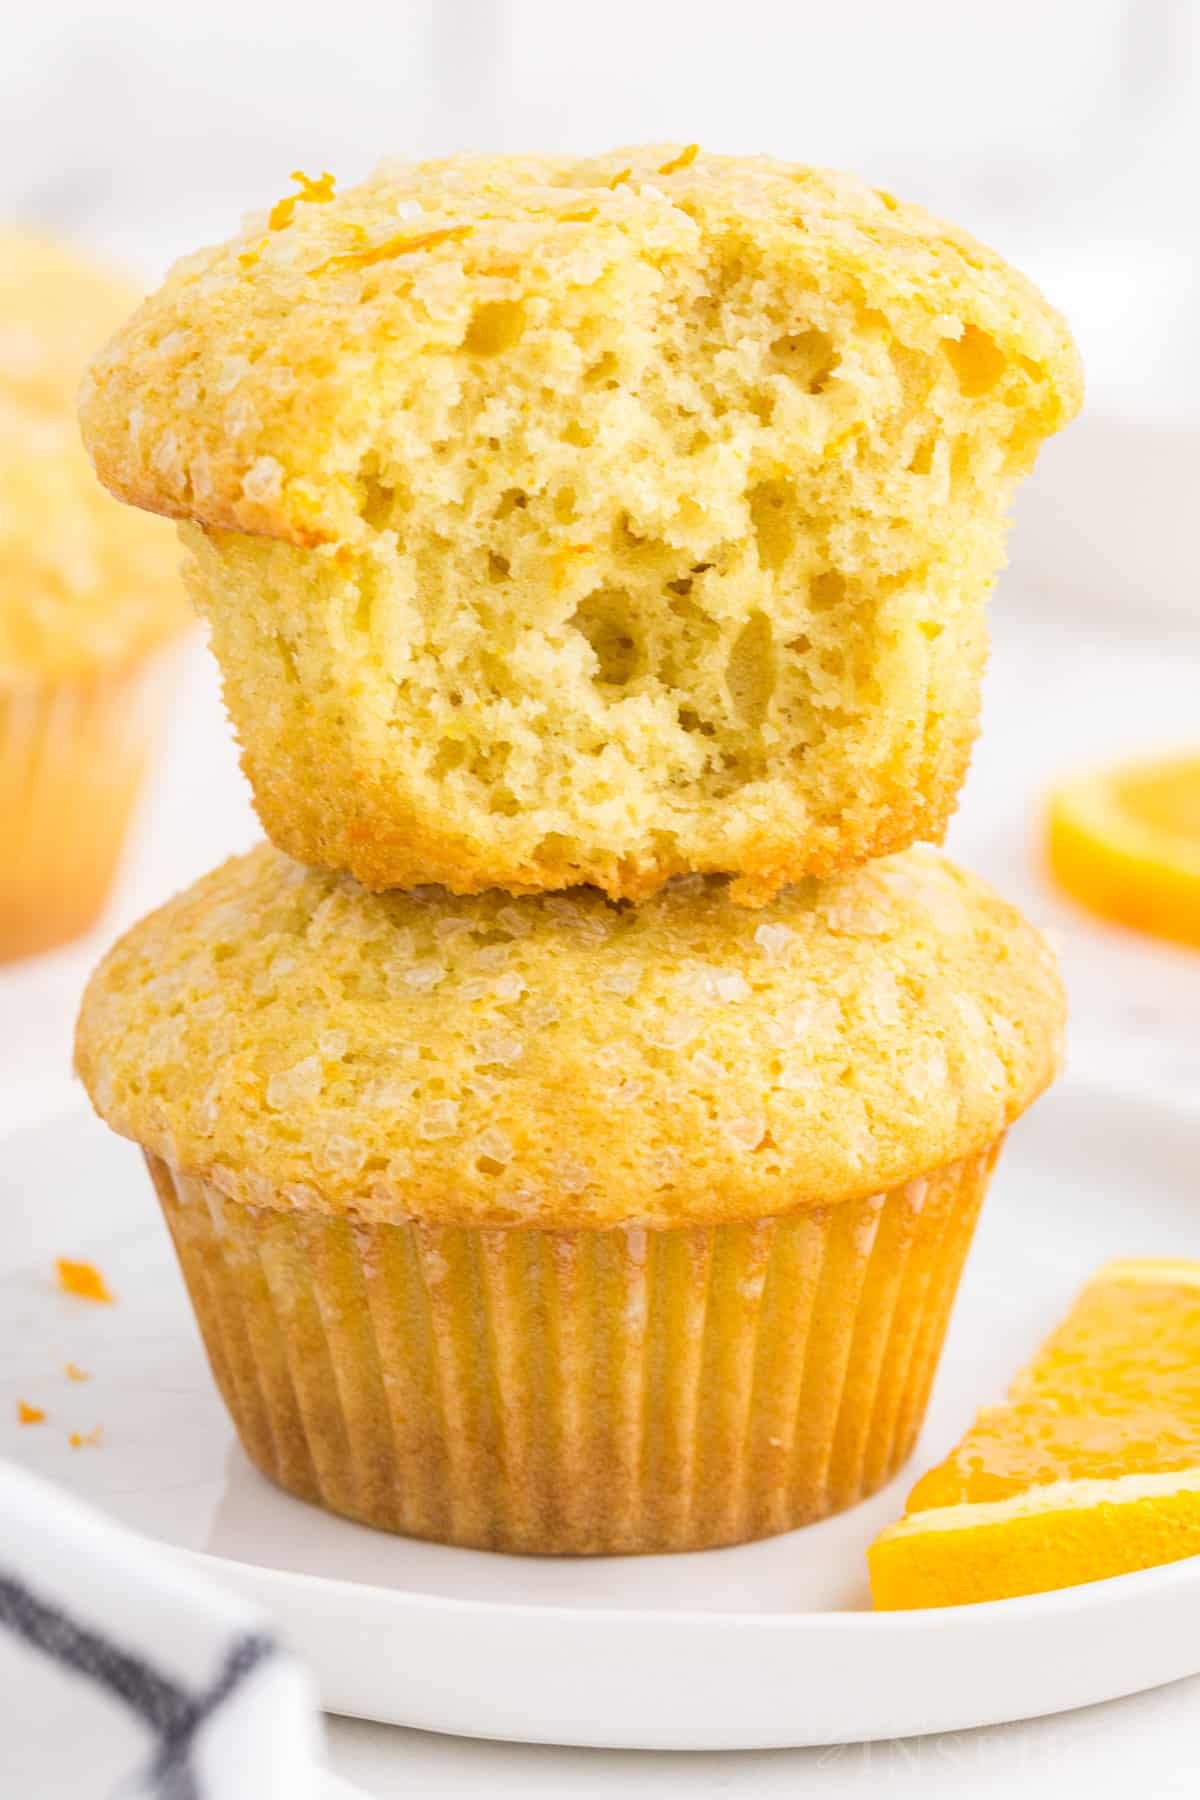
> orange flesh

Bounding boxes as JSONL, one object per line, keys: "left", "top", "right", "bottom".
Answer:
{"left": 870, "top": 1262, "right": 1200, "bottom": 1607}
{"left": 907, "top": 1274, "right": 1200, "bottom": 1510}
{"left": 1116, "top": 759, "right": 1200, "bottom": 838}
{"left": 1046, "top": 753, "right": 1200, "bottom": 949}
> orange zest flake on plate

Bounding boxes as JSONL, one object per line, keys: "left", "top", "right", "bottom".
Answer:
{"left": 55, "top": 1258, "right": 115, "bottom": 1304}
{"left": 65, "top": 1362, "right": 91, "bottom": 1382}
{"left": 311, "top": 224, "right": 473, "bottom": 277}
{"left": 869, "top": 1259, "right": 1200, "bottom": 1608}
{"left": 17, "top": 1401, "right": 45, "bottom": 1425}
{"left": 68, "top": 1426, "right": 103, "bottom": 1450}
{"left": 268, "top": 168, "right": 337, "bottom": 230}
{"left": 658, "top": 144, "right": 700, "bottom": 175}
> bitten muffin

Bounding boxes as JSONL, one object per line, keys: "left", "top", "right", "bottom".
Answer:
{"left": 1, "top": 254, "right": 191, "bottom": 959}
{"left": 79, "top": 147, "right": 1081, "bottom": 902}
{"left": 76, "top": 844, "right": 1064, "bottom": 1554}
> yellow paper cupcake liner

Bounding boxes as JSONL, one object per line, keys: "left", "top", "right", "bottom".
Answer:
{"left": 0, "top": 655, "right": 170, "bottom": 960}
{"left": 147, "top": 1141, "right": 999, "bottom": 1555}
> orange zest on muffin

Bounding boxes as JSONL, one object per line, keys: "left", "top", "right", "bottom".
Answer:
{"left": 268, "top": 169, "right": 337, "bottom": 231}
{"left": 310, "top": 222, "right": 474, "bottom": 277}
{"left": 658, "top": 143, "right": 700, "bottom": 175}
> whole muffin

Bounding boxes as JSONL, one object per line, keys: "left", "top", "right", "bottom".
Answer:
{"left": 80, "top": 147, "right": 1080, "bottom": 902}
{"left": 1, "top": 233, "right": 191, "bottom": 959}
{"left": 76, "top": 843, "right": 1064, "bottom": 1554}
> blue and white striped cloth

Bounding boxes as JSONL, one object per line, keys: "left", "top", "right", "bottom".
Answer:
{"left": 0, "top": 1460, "right": 337, "bottom": 1799}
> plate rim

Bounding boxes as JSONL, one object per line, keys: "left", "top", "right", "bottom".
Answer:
{"left": 174, "top": 1506, "right": 1200, "bottom": 1632}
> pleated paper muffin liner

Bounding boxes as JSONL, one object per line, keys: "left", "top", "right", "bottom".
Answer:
{"left": 0, "top": 654, "right": 172, "bottom": 960}
{"left": 147, "top": 1141, "right": 999, "bottom": 1555}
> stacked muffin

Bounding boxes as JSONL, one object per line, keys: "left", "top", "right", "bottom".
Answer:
{"left": 75, "top": 148, "right": 1079, "bottom": 1553}
{"left": 0, "top": 234, "right": 190, "bottom": 959}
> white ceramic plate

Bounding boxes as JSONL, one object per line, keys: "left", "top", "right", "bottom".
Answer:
{"left": 3, "top": 1079, "right": 1199, "bottom": 1751}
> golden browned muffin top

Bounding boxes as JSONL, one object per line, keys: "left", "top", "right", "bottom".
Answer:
{"left": 76, "top": 843, "right": 1064, "bottom": 1229}
{"left": 79, "top": 145, "right": 1082, "bottom": 547}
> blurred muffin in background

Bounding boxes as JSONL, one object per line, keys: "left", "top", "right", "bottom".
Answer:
{"left": 0, "top": 233, "right": 191, "bottom": 961}
{"left": 0, "top": 233, "right": 138, "bottom": 414}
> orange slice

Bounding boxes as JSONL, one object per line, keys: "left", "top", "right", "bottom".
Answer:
{"left": 869, "top": 1259, "right": 1200, "bottom": 1607}
{"left": 1046, "top": 754, "right": 1200, "bottom": 947}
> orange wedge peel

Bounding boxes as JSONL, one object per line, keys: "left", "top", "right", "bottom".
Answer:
{"left": 869, "top": 1259, "right": 1200, "bottom": 1607}
{"left": 1046, "top": 753, "right": 1200, "bottom": 947}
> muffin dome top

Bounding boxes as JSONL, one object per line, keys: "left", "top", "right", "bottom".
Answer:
{"left": 79, "top": 144, "right": 1080, "bottom": 546}
{"left": 0, "top": 398, "right": 189, "bottom": 679}
{"left": 76, "top": 844, "right": 1064, "bottom": 1229}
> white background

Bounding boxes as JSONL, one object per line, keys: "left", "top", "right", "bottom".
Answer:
{"left": 2, "top": 2, "right": 1199, "bottom": 1793}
